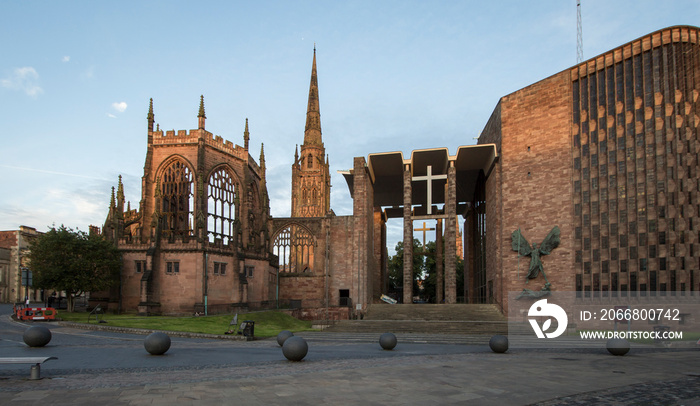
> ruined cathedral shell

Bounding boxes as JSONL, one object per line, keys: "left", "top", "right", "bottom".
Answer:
{"left": 96, "top": 48, "right": 352, "bottom": 317}
{"left": 97, "top": 48, "right": 382, "bottom": 318}
{"left": 99, "top": 96, "right": 275, "bottom": 315}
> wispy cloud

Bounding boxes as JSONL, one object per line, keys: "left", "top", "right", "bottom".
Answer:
{"left": 112, "top": 101, "right": 127, "bottom": 113}
{"left": 62, "top": 56, "right": 70, "bottom": 63}
{"left": 1, "top": 67, "right": 43, "bottom": 96}
{"left": 0, "top": 164, "right": 110, "bottom": 181}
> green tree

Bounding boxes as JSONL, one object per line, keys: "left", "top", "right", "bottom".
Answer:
{"left": 28, "top": 225, "right": 121, "bottom": 312}
{"left": 387, "top": 238, "right": 424, "bottom": 302}
{"left": 423, "top": 238, "right": 465, "bottom": 303}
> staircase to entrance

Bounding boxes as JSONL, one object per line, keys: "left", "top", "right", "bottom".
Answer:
{"left": 323, "top": 303, "right": 508, "bottom": 335}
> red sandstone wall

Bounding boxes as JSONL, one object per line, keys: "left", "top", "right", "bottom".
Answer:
{"left": 120, "top": 244, "right": 258, "bottom": 315}
{"left": 328, "top": 216, "right": 355, "bottom": 307}
{"left": 206, "top": 253, "right": 239, "bottom": 304}
{"left": 498, "top": 72, "right": 576, "bottom": 314}
{"left": 278, "top": 215, "right": 356, "bottom": 308}
{"left": 373, "top": 208, "right": 387, "bottom": 299}
{"left": 480, "top": 102, "right": 504, "bottom": 307}
{"left": 350, "top": 157, "right": 375, "bottom": 311}
{"left": 242, "top": 258, "right": 276, "bottom": 303}
{"left": 120, "top": 251, "right": 145, "bottom": 311}
{"left": 0, "top": 231, "right": 17, "bottom": 249}
{"left": 279, "top": 275, "right": 325, "bottom": 307}
{"left": 154, "top": 249, "right": 204, "bottom": 314}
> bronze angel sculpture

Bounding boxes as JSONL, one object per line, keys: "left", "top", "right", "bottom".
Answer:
{"left": 512, "top": 226, "right": 560, "bottom": 298}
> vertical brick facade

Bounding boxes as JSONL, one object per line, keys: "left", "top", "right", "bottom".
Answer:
{"left": 570, "top": 27, "right": 700, "bottom": 298}
{"left": 476, "top": 26, "right": 700, "bottom": 314}
{"left": 498, "top": 72, "right": 575, "bottom": 314}
{"left": 0, "top": 227, "right": 41, "bottom": 304}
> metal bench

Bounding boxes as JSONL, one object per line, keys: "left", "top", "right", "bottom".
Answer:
{"left": 0, "top": 357, "right": 57, "bottom": 379}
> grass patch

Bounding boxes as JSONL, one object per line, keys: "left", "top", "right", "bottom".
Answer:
{"left": 57, "top": 310, "right": 315, "bottom": 338}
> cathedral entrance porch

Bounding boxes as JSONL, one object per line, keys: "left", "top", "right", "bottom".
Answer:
{"left": 342, "top": 145, "right": 497, "bottom": 307}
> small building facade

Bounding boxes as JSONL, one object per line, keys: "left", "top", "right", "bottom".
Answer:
{"left": 0, "top": 226, "right": 41, "bottom": 304}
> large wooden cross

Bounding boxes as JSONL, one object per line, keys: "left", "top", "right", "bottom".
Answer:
{"left": 412, "top": 165, "right": 447, "bottom": 215}
{"left": 415, "top": 221, "right": 435, "bottom": 247}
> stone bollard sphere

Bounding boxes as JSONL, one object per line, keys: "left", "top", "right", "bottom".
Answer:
{"left": 606, "top": 338, "right": 630, "bottom": 356}
{"left": 282, "top": 336, "right": 308, "bottom": 362}
{"left": 23, "top": 326, "right": 52, "bottom": 347}
{"left": 379, "top": 332, "right": 397, "bottom": 350}
{"left": 277, "top": 330, "right": 294, "bottom": 347}
{"left": 489, "top": 335, "right": 509, "bottom": 353}
{"left": 144, "top": 332, "right": 171, "bottom": 355}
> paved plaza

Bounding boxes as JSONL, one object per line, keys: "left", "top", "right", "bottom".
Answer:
{"left": 1, "top": 304, "right": 699, "bottom": 405}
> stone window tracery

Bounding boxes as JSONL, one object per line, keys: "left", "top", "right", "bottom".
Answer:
{"left": 273, "top": 225, "right": 314, "bottom": 273}
{"left": 161, "top": 160, "right": 194, "bottom": 237}
{"left": 207, "top": 167, "right": 236, "bottom": 245}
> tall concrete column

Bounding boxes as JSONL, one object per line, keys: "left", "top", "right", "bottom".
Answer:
{"left": 352, "top": 157, "right": 370, "bottom": 311}
{"left": 403, "top": 164, "right": 413, "bottom": 304}
{"left": 463, "top": 217, "right": 470, "bottom": 303}
{"left": 445, "top": 163, "right": 457, "bottom": 304}
{"left": 436, "top": 218, "right": 443, "bottom": 304}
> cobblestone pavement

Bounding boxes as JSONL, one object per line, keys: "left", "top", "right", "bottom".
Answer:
{"left": 1, "top": 305, "right": 699, "bottom": 405}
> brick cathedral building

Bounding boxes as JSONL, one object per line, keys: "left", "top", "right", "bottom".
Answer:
{"left": 474, "top": 25, "right": 700, "bottom": 314}
{"left": 339, "top": 25, "right": 700, "bottom": 315}
{"left": 98, "top": 26, "right": 699, "bottom": 317}
{"left": 99, "top": 48, "right": 382, "bottom": 316}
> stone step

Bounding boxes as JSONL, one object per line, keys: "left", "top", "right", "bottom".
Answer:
{"left": 323, "top": 320, "right": 508, "bottom": 335}
{"left": 323, "top": 303, "right": 508, "bottom": 335}
{"left": 364, "top": 303, "right": 506, "bottom": 322}
{"left": 297, "top": 331, "right": 492, "bottom": 345}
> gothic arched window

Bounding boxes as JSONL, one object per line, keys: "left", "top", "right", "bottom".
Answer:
{"left": 307, "top": 154, "right": 313, "bottom": 168}
{"left": 160, "top": 160, "right": 194, "bottom": 237}
{"left": 207, "top": 167, "right": 236, "bottom": 244}
{"left": 273, "top": 225, "right": 314, "bottom": 273}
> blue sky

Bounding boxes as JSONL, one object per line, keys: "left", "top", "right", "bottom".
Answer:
{"left": 1, "top": 1, "right": 698, "bottom": 250}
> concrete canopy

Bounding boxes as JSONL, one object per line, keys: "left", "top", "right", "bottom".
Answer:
{"left": 340, "top": 144, "right": 498, "bottom": 218}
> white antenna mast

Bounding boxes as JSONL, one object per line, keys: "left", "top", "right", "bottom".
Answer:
{"left": 577, "top": 0, "right": 584, "bottom": 63}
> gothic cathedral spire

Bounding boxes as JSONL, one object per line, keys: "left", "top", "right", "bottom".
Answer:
{"left": 304, "top": 47, "right": 322, "bottom": 146}
{"left": 292, "top": 47, "right": 331, "bottom": 217}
